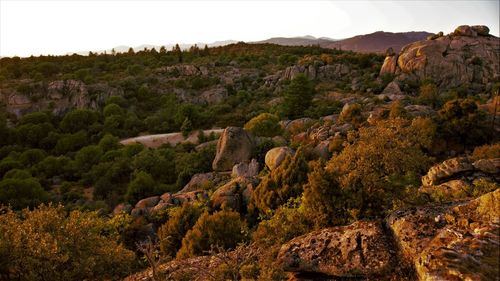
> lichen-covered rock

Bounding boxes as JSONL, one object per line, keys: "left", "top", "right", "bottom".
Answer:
{"left": 388, "top": 189, "right": 500, "bottom": 280}
{"left": 278, "top": 221, "right": 394, "bottom": 277}
{"left": 265, "top": 146, "right": 295, "bottom": 170}
{"left": 421, "top": 157, "right": 474, "bottom": 186}
{"left": 416, "top": 223, "right": 499, "bottom": 281}
{"left": 232, "top": 159, "right": 259, "bottom": 178}
{"left": 212, "top": 127, "right": 256, "bottom": 172}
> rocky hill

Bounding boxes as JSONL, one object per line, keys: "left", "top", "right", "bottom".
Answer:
{"left": 380, "top": 25, "right": 500, "bottom": 90}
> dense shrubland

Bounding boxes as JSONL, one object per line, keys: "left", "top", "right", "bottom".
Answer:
{"left": 0, "top": 42, "right": 498, "bottom": 280}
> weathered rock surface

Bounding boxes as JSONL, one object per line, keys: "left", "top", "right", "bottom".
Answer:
{"left": 278, "top": 221, "right": 394, "bottom": 277}
{"left": 212, "top": 127, "right": 256, "bottom": 172}
{"left": 380, "top": 25, "right": 500, "bottom": 89}
{"left": 265, "top": 146, "right": 295, "bottom": 170}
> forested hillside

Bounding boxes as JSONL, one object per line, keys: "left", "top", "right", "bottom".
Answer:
{"left": 0, "top": 25, "right": 499, "bottom": 281}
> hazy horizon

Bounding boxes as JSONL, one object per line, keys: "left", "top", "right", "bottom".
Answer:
{"left": 1, "top": 0, "right": 499, "bottom": 58}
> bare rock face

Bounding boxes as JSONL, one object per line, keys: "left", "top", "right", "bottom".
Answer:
{"left": 380, "top": 25, "right": 499, "bottom": 89}
{"left": 212, "top": 127, "right": 256, "bottom": 172}
{"left": 421, "top": 157, "right": 474, "bottom": 186}
{"left": 278, "top": 221, "right": 394, "bottom": 277}
{"left": 265, "top": 146, "right": 295, "bottom": 170}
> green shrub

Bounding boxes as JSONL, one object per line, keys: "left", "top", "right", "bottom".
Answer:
{"left": 158, "top": 204, "right": 203, "bottom": 258}
{"left": 0, "top": 204, "right": 135, "bottom": 280}
{"left": 244, "top": 113, "right": 282, "bottom": 137}
{"left": 0, "top": 177, "right": 49, "bottom": 209}
{"left": 250, "top": 148, "right": 309, "bottom": 215}
{"left": 177, "top": 210, "right": 246, "bottom": 259}
{"left": 125, "top": 171, "right": 156, "bottom": 203}
{"left": 471, "top": 143, "right": 500, "bottom": 161}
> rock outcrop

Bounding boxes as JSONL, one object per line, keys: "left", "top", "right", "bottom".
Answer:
{"left": 380, "top": 25, "right": 499, "bottom": 89}
{"left": 264, "top": 146, "right": 295, "bottom": 170}
{"left": 278, "top": 221, "right": 395, "bottom": 277}
{"left": 212, "top": 127, "right": 256, "bottom": 172}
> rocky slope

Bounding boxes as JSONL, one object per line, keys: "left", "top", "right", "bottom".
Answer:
{"left": 380, "top": 25, "right": 500, "bottom": 90}
{"left": 122, "top": 124, "right": 499, "bottom": 280}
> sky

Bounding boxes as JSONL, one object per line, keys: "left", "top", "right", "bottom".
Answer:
{"left": 0, "top": 0, "right": 499, "bottom": 57}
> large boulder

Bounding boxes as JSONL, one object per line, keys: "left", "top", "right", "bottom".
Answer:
{"left": 380, "top": 25, "right": 499, "bottom": 89}
{"left": 278, "top": 221, "right": 394, "bottom": 277}
{"left": 265, "top": 146, "right": 295, "bottom": 170}
{"left": 212, "top": 127, "right": 256, "bottom": 172}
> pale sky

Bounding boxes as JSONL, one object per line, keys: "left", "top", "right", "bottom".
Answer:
{"left": 0, "top": 0, "right": 499, "bottom": 57}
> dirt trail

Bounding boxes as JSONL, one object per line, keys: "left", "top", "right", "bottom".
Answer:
{"left": 120, "top": 129, "right": 223, "bottom": 148}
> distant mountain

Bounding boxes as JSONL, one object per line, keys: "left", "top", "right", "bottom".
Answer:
{"left": 323, "top": 31, "right": 432, "bottom": 54}
{"left": 254, "top": 35, "right": 336, "bottom": 46}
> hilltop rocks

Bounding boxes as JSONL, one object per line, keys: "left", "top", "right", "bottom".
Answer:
{"left": 278, "top": 221, "right": 394, "bottom": 277}
{"left": 212, "top": 127, "right": 256, "bottom": 171}
{"left": 380, "top": 25, "right": 500, "bottom": 89}
{"left": 265, "top": 146, "right": 295, "bottom": 170}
